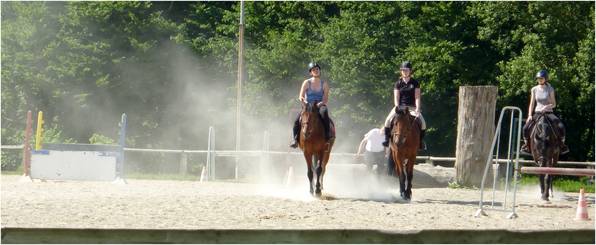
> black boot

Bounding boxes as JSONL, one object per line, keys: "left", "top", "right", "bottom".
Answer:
{"left": 382, "top": 127, "right": 391, "bottom": 147}
{"left": 289, "top": 118, "right": 300, "bottom": 148}
{"left": 560, "top": 138, "right": 569, "bottom": 155}
{"left": 323, "top": 118, "right": 332, "bottom": 142}
{"left": 419, "top": 130, "right": 427, "bottom": 151}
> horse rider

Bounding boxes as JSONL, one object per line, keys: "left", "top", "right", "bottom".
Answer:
{"left": 290, "top": 62, "right": 333, "bottom": 148}
{"left": 521, "top": 69, "right": 569, "bottom": 154}
{"left": 382, "top": 61, "right": 427, "bottom": 150}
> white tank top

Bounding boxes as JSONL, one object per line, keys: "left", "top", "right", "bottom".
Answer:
{"left": 532, "top": 84, "right": 555, "bottom": 112}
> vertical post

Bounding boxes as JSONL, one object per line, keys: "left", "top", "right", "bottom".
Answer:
{"left": 455, "top": 86, "right": 497, "bottom": 187}
{"left": 179, "top": 152, "right": 188, "bottom": 175}
{"left": 35, "top": 111, "right": 43, "bottom": 150}
{"left": 260, "top": 130, "right": 270, "bottom": 180}
{"left": 118, "top": 113, "right": 127, "bottom": 180}
{"left": 235, "top": 0, "right": 245, "bottom": 180}
{"left": 22, "top": 111, "right": 33, "bottom": 176}
{"left": 207, "top": 126, "right": 216, "bottom": 180}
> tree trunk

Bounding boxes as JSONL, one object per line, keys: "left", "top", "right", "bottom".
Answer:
{"left": 455, "top": 86, "right": 497, "bottom": 187}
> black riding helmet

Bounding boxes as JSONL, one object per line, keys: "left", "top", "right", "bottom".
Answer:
{"left": 308, "top": 62, "right": 321, "bottom": 72}
{"left": 400, "top": 61, "right": 412, "bottom": 70}
{"left": 536, "top": 69, "right": 548, "bottom": 79}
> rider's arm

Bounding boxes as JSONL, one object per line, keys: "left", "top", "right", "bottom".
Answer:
{"left": 415, "top": 88, "right": 421, "bottom": 113}
{"left": 549, "top": 89, "right": 556, "bottom": 110}
{"left": 356, "top": 138, "right": 367, "bottom": 155}
{"left": 527, "top": 89, "right": 535, "bottom": 119}
{"left": 299, "top": 80, "right": 308, "bottom": 103}
{"left": 394, "top": 89, "right": 400, "bottom": 107}
{"left": 322, "top": 81, "right": 329, "bottom": 105}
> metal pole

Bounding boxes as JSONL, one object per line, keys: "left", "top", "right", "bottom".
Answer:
{"left": 22, "top": 111, "right": 32, "bottom": 176}
{"left": 235, "top": 0, "right": 245, "bottom": 180}
{"left": 118, "top": 113, "right": 127, "bottom": 179}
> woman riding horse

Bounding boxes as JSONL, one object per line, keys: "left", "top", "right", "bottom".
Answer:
{"left": 382, "top": 61, "right": 426, "bottom": 151}
{"left": 389, "top": 107, "right": 421, "bottom": 200}
{"left": 521, "top": 70, "right": 569, "bottom": 155}
{"left": 289, "top": 62, "right": 334, "bottom": 196}
{"left": 290, "top": 62, "right": 333, "bottom": 148}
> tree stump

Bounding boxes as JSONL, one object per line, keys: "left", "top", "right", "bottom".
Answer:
{"left": 455, "top": 86, "right": 497, "bottom": 187}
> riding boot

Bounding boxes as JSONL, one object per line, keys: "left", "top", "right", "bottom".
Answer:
{"left": 289, "top": 118, "right": 300, "bottom": 148}
{"left": 521, "top": 140, "right": 531, "bottom": 154}
{"left": 560, "top": 137, "right": 569, "bottom": 155}
{"left": 382, "top": 127, "right": 391, "bottom": 147}
{"left": 521, "top": 122, "right": 532, "bottom": 154}
{"left": 419, "top": 130, "right": 427, "bottom": 151}
{"left": 323, "top": 118, "right": 332, "bottom": 142}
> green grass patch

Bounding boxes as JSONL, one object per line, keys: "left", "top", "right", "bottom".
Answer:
{"left": 1, "top": 170, "right": 22, "bottom": 176}
{"left": 519, "top": 175, "right": 594, "bottom": 193}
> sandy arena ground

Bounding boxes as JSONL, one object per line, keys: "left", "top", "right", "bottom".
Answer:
{"left": 1, "top": 164, "right": 594, "bottom": 231}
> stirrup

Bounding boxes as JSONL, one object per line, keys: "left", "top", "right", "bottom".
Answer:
{"left": 289, "top": 140, "right": 298, "bottom": 149}
{"left": 560, "top": 145, "right": 569, "bottom": 155}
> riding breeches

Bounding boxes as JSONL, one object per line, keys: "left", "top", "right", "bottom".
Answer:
{"left": 384, "top": 106, "right": 426, "bottom": 130}
{"left": 523, "top": 113, "right": 566, "bottom": 141}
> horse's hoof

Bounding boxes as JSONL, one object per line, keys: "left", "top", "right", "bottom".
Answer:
{"left": 315, "top": 189, "right": 322, "bottom": 197}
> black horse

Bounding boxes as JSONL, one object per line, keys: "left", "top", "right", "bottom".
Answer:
{"left": 530, "top": 112, "right": 560, "bottom": 201}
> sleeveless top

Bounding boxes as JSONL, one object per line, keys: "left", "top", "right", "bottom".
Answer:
{"left": 306, "top": 78, "right": 325, "bottom": 103}
{"left": 532, "top": 84, "right": 555, "bottom": 113}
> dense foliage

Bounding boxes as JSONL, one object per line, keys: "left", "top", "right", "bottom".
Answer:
{"left": 2, "top": 2, "right": 594, "bottom": 164}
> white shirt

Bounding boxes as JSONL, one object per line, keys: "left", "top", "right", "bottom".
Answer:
{"left": 364, "top": 128, "right": 385, "bottom": 152}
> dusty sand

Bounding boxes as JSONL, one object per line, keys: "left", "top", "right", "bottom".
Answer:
{"left": 1, "top": 166, "right": 594, "bottom": 231}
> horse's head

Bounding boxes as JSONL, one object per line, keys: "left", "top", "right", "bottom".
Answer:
{"left": 392, "top": 107, "right": 414, "bottom": 147}
{"left": 531, "top": 113, "right": 558, "bottom": 167}
{"left": 300, "top": 102, "right": 319, "bottom": 140}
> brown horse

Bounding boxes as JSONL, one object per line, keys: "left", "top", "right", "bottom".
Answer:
{"left": 389, "top": 107, "right": 420, "bottom": 201}
{"left": 298, "top": 102, "right": 334, "bottom": 197}
{"left": 530, "top": 112, "right": 559, "bottom": 201}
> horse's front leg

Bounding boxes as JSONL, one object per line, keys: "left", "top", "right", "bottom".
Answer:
{"left": 545, "top": 174, "right": 553, "bottom": 201}
{"left": 314, "top": 154, "right": 323, "bottom": 197}
{"left": 405, "top": 156, "right": 415, "bottom": 200}
{"left": 539, "top": 174, "right": 548, "bottom": 201}
{"left": 393, "top": 157, "right": 406, "bottom": 199}
{"left": 304, "top": 154, "right": 314, "bottom": 195}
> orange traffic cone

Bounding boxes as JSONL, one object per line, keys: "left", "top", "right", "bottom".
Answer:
{"left": 574, "top": 188, "right": 590, "bottom": 221}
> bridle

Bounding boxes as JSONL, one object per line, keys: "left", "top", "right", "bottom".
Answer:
{"left": 393, "top": 109, "right": 417, "bottom": 146}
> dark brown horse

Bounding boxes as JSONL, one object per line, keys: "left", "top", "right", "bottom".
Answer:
{"left": 530, "top": 112, "right": 559, "bottom": 201}
{"left": 298, "top": 102, "right": 334, "bottom": 197}
{"left": 389, "top": 107, "right": 420, "bottom": 200}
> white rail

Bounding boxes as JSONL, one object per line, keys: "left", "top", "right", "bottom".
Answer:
{"left": 3, "top": 145, "right": 594, "bottom": 166}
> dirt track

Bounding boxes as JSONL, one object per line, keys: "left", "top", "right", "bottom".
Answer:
{"left": 1, "top": 166, "right": 594, "bottom": 231}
